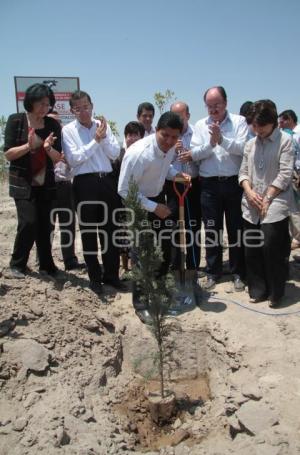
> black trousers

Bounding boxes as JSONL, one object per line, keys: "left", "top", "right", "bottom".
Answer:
{"left": 201, "top": 176, "right": 245, "bottom": 278}
{"left": 165, "top": 177, "right": 201, "bottom": 270}
{"left": 73, "top": 173, "right": 121, "bottom": 283}
{"left": 132, "top": 191, "right": 174, "bottom": 310}
{"left": 244, "top": 218, "right": 290, "bottom": 301}
{"left": 51, "top": 181, "right": 77, "bottom": 266}
{"left": 10, "top": 187, "right": 56, "bottom": 273}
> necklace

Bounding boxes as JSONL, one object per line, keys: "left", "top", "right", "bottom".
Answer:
{"left": 258, "top": 143, "right": 265, "bottom": 169}
{"left": 258, "top": 158, "right": 264, "bottom": 169}
{"left": 26, "top": 113, "right": 44, "bottom": 130}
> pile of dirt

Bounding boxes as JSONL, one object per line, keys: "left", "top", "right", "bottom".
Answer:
{"left": 1, "top": 181, "right": 300, "bottom": 455}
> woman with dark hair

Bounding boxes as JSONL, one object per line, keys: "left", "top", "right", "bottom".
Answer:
{"left": 239, "top": 100, "right": 294, "bottom": 307}
{"left": 4, "top": 83, "right": 61, "bottom": 278}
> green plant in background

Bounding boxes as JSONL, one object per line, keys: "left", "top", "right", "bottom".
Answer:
{"left": 154, "top": 89, "right": 176, "bottom": 114}
{"left": 124, "top": 178, "right": 176, "bottom": 398}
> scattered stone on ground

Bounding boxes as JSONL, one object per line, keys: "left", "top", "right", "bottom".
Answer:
{"left": 1, "top": 181, "right": 300, "bottom": 455}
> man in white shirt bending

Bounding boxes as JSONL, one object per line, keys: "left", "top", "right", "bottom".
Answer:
{"left": 62, "top": 90, "right": 124, "bottom": 295}
{"left": 118, "top": 111, "right": 190, "bottom": 322}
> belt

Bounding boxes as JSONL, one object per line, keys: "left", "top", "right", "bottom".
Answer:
{"left": 74, "top": 172, "right": 112, "bottom": 179}
{"left": 56, "top": 181, "right": 71, "bottom": 186}
{"left": 202, "top": 175, "right": 237, "bottom": 181}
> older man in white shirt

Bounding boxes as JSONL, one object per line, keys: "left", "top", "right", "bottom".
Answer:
{"left": 62, "top": 90, "right": 123, "bottom": 295}
{"left": 179, "top": 86, "right": 248, "bottom": 291}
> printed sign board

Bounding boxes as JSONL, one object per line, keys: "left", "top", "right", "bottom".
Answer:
{"left": 14, "top": 76, "right": 80, "bottom": 125}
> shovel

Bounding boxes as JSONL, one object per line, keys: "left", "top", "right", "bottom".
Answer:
{"left": 168, "top": 176, "right": 202, "bottom": 315}
{"left": 173, "top": 176, "right": 191, "bottom": 286}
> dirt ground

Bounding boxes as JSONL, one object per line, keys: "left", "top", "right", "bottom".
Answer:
{"left": 1, "top": 179, "right": 300, "bottom": 455}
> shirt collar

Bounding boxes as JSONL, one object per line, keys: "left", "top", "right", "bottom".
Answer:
{"left": 145, "top": 125, "right": 155, "bottom": 135}
{"left": 269, "top": 128, "right": 280, "bottom": 142}
{"left": 257, "top": 127, "right": 280, "bottom": 144}
{"left": 182, "top": 123, "right": 193, "bottom": 138}
{"left": 206, "top": 111, "right": 231, "bottom": 126}
{"left": 269, "top": 127, "right": 280, "bottom": 141}
{"left": 153, "top": 135, "right": 174, "bottom": 157}
{"left": 75, "top": 118, "right": 97, "bottom": 130}
{"left": 153, "top": 136, "right": 165, "bottom": 157}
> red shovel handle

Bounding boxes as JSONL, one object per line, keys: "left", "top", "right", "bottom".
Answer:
{"left": 173, "top": 177, "right": 191, "bottom": 206}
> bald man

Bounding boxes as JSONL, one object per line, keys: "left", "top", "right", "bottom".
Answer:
{"left": 166, "top": 101, "right": 201, "bottom": 271}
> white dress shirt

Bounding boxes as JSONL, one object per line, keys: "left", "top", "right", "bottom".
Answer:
{"left": 62, "top": 118, "right": 120, "bottom": 176}
{"left": 118, "top": 135, "right": 177, "bottom": 212}
{"left": 144, "top": 126, "right": 155, "bottom": 137}
{"left": 293, "top": 124, "right": 300, "bottom": 134}
{"left": 169, "top": 124, "right": 199, "bottom": 178}
{"left": 191, "top": 112, "right": 248, "bottom": 177}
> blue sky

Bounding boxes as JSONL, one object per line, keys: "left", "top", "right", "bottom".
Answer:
{"left": 1, "top": 0, "right": 300, "bottom": 136}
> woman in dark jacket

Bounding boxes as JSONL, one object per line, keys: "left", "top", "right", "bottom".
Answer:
{"left": 4, "top": 83, "right": 61, "bottom": 277}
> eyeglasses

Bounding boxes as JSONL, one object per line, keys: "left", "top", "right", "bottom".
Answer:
{"left": 205, "top": 103, "right": 224, "bottom": 111}
{"left": 72, "top": 105, "right": 92, "bottom": 114}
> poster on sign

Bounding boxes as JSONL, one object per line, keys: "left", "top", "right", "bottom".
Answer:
{"left": 14, "top": 76, "right": 80, "bottom": 125}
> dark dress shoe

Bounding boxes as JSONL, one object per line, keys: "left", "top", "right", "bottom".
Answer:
{"left": 268, "top": 299, "right": 281, "bottom": 308}
{"left": 249, "top": 297, "right": 264, "bottom": 303}
{"left": 39, "top": 266, "right": 58, "bottom": 276}
{"left": 65, "top": 259, "right": 86, "bottom": 271}
{"left": 233, "top": 275, "right": 245, "bottom": 292}
{"left": 135, "top": 309, "right": 152, "bottom": 325}
{"left": 249, "top": 294, "right": 268, "bottom": 303}
{"left": 103, "top": 279, "right": 127, "bottom": 291}
{"left": 8, "top": 267, "right": 26, "bottom": 279}
{"left": 203, "top": 276, "right": 217, "bottom": 291}
{"left": 89, "top": 281, "right": 103, "bottom": 296}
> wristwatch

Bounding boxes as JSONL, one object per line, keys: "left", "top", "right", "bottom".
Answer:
{"left": 265, "top": 194, "right": 273, "bottom": 202}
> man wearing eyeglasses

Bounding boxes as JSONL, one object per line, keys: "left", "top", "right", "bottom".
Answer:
{"left": 62, "top": 90, "right": 124, "bottom": 295}
{"left": 179, "top": 86, "right": 248, "bottom": 291}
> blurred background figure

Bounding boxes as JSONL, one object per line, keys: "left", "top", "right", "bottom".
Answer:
{"left": 137, "top": 102, "right": 155, "bottom": 137}
{"left": 48, "top": 110, "right": 85, "bottom": 271}
{"left": 112, "top": 121, "right": 145, "bottom": 272}
{"left": 240, "top": 101, "right": 255, "bottom": 140}
{"left": 278, "top": 109, "right": 300, "bottom": 133}
{"left": 278, "top": 109, "right": 300, "bottom": 252}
